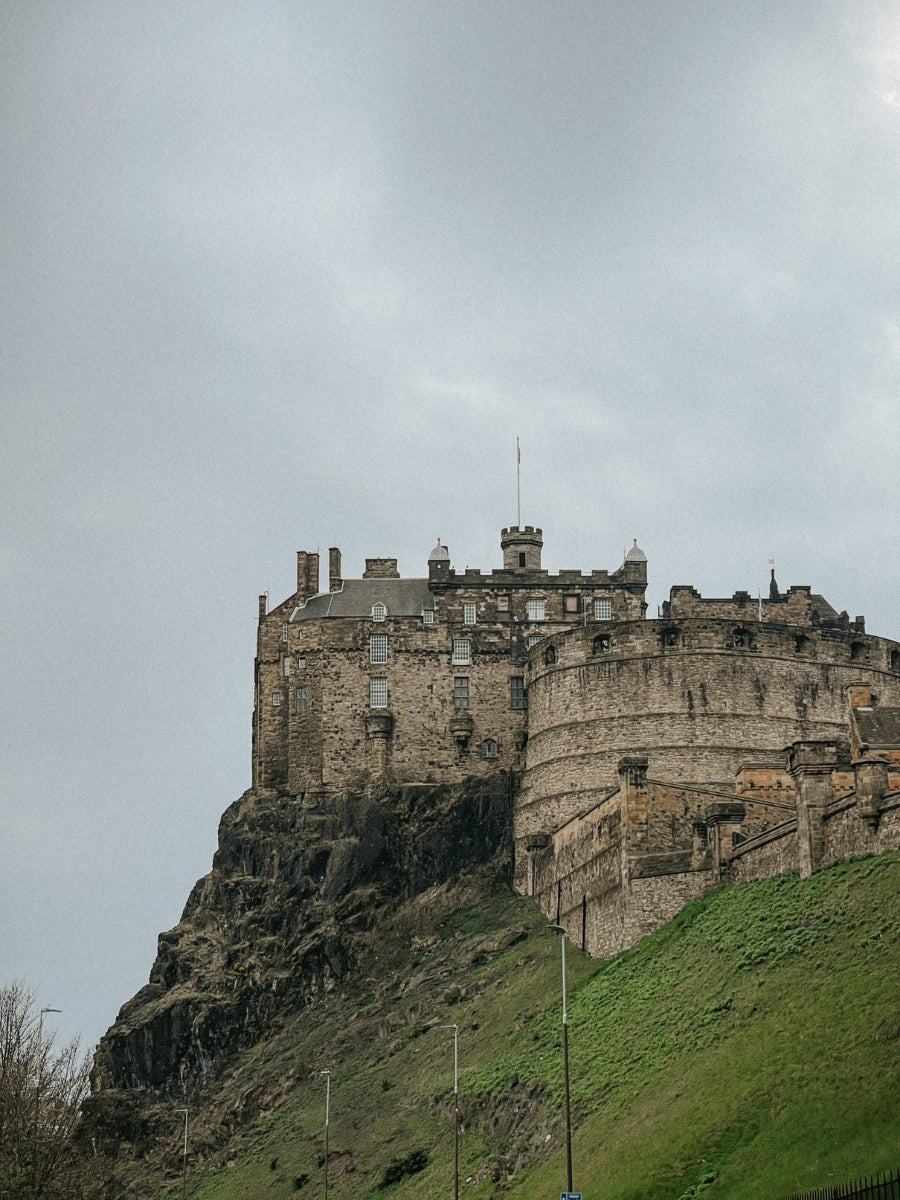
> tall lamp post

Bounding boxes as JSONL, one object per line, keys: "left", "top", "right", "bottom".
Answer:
{"left": 320, "top": 1070, "right": 331, "bottom": 1200}
{"left": 440, "top": 1024, "right": 459, "bottom": 1200}
{"left": 175, "top": 1108, "right": 188, "bottom": 1200}
{"left": 33, "top": 1006, "right": 61, "bottom": 1190}
{"left": 548, "top": 925, "right": 573, "bottom": 1194}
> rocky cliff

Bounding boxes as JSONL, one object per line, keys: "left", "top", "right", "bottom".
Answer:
{"left": 84, "top": 773, "right": 514, "bottom": 1159}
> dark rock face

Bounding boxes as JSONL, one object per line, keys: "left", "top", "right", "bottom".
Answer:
{"left": 86, "top": 773, "right": 513, "bottom": 1141}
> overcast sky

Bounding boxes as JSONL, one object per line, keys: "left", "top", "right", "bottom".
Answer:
{"left": 2, "top": 1, "right": 899, "bottom": 1054}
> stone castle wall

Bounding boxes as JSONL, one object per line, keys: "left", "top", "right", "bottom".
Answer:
{"left": 516, "top": 618, "right": 900, "bottom": 872}
{"left": 529, "top": 750, "right": 900, "bottom": 958}
{"left": 252, "top": 528, "right": 900, "bottom": 967}
{"left": 253, "top": 529, "right": 646, "bottom": 797}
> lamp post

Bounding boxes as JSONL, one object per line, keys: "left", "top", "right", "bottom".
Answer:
{"left": 548, "top": 925, "right": 573, "bottom": 1193}
{"left": 321, "top": 1070, "right": 331, "bottom": 1200}
{"left": 440, "top": 1024, "right": 459, "bottom": 1200}
{"left": 175, "top": 1108, "right": 188, "bottom": 1200}
{"left": 33, "top": 1006, "right": 61, "bottom": 1190}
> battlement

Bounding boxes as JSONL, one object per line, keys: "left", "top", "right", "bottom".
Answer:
{"left": 664, "top": 583, "right": 862, "bottom": 631}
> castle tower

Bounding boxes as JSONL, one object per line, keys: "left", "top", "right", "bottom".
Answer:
{"left": 501, "top": 525, "right": 543, "bottom": 572}
{"left": 428, "top": 538, "right": 451, "bottom": 585}
{"left": 623, "top": 538, "right": 647, "bottom": 583}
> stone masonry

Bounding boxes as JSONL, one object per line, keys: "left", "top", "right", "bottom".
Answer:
{"left": 253, "top": 526, "right": 900, "bottom": 960}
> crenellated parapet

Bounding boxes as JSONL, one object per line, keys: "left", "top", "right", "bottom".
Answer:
{"left": 515, "top": 614, "right": 900, "bottom": 876}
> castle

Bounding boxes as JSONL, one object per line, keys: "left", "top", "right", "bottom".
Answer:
{"left": 254, "top": 525, "right": 900, "bottom": 955}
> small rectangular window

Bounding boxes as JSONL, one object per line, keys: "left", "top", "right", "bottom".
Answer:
{"left": 463, "top": 603, "right": 477, "bottom": 625}
{"left": 272, "top": 690, "right": 283, "bottom": 707}
{"left": 452, "top": 638, "right": 471, "bottom": 665}
{"left": 527, "top": 598, "right": 546, "bottom": 621}
{"left": 510, "top": 676, "right": 528, "bottom": 710}
{"left": 527, "top": 634, "right": 543, "bottom": 649}
{"left": 369, "top": 677, "right": 388, "bottom": 708}
{"left": 283, "top": 657, "right": 291, "bottom": 676}
{"left": 453, "top": 677, "right": 469, "bottom": 709}
{"left": 297, "top": 656, "right": 306, "bottom": 670}
{"left": 369, "top": 633, "right": 388, "bottom": 664}
{"left": 594, "top": 598, "right": 612, "bottom": 621}
{"left": 281, "top": 622, "right": 289, "bottom": 643}
{"left": 295, "top": 686, "right": 309, "bottom": 714}
{"left": 422, "top": 609, "right": 435, "bottom": 624}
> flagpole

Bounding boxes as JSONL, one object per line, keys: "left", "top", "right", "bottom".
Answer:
{"left": 516, "top": 438, "right": 521, "bottom": 527}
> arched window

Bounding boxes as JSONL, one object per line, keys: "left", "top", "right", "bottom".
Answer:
{"left": 479, "top": 739, "right": 499, "bottom": 759}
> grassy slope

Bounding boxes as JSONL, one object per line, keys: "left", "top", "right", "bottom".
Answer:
{"left": 152, "top": 854, "right": 900, "bottom": 1200}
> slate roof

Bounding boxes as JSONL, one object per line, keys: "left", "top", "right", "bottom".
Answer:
{"left": 290, "top": 578, "right": 435, "bottom": 621}
{"left": 854, "top": 707, "right": 900, "bottom": 748}
{"left": 809, "top": 594, "right": 839, "bottom": 619}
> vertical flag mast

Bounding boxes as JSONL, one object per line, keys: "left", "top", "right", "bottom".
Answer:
{"left": 516, "top": 437, "right": 521, "bottom": 527}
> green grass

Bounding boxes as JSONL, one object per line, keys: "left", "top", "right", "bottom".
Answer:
{"left": 147, "top": 853, "right": 900, "bottom": 1200}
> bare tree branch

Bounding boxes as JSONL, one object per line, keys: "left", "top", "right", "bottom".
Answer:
{"left": 0, "top": 982, "right": 93, "bottom": 1199}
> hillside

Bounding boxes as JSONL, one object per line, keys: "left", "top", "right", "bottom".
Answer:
{"left": 95, "top": 850, "right": 900, "bottom": 1200}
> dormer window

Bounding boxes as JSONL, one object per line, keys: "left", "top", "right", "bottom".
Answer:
{"left": 527, "top": 598, "right": 546, "bottom": 621}
{"left": 372, "top": 602, "right": 387, "bottom": 622}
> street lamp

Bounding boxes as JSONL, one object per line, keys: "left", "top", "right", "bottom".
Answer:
{"left": 33, "top": 1006, "right": 61, "bottom": 1190}
{"left": 320, "top": 1070, "right": 331, "bottom": 1200}
{"left": 175, "top": 1108, "right": 188, "bottom": 1200}
{"left": 440, "top": 1024, "right": 459, "bottom": 1200}
{"left": 548, "top": 925, "right": 573, "bottom": 1193}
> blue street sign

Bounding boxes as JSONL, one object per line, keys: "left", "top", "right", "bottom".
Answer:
{"left": 561, "top": 1193, "right": 582, "bottom": 1200}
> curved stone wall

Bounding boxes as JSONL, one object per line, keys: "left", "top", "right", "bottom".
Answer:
{"left": 516, "top": 618, "right": 900, "bottom": 853}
